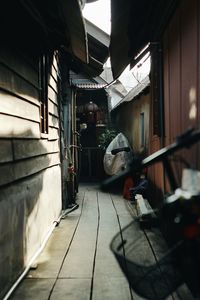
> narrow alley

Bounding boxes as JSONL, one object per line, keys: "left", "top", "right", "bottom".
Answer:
{"left": 10, "top": 184, "right": 135, "bottom": 300}
{"left": 9, "top": 184, "right": 193, "bottom": 300}
{"left": 1, "top": 1, "right": 200, "bottom": 299}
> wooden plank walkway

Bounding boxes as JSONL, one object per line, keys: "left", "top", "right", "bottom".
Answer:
{"left": 10, "top": 184, "right": 193, "bottom": 300}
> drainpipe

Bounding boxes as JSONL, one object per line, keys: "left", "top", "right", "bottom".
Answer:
{"left": 158, "top": 42, "right": 165, "bottom": 147}
{"left": 157, "top": 41, "right": 167, "bottom": 193}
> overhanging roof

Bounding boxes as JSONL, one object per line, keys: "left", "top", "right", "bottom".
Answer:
{"left": 110, "top": 0, "right": 180, "bottom": 79}
{"left": 1, "top": 0, "right": 88, "bottom": 63}
{"left": 111, "top": 75, "right": 150, "bottom": 111}
{"left": 66, "top": 19, "right": 110, "bottom": 77}
{"left": 69, "top": 70, "right": 106, "bottom": 89}
{"left": 58, "top": 0, "right": 88, "bottom": 63}
{"left": 85, "top": 19, "right": 110, "bottom": 49}
{"left": 73, "top": 83, "right": 106, "bottom": 89}
{"left": 85, "top": 19, "right": 110, "bottom": 76}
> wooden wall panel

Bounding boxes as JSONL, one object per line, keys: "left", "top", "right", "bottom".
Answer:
{"left": 0, "top": 114, "right": 40, "bottom": 138}
{"left": 50, "top": 65, "right": 58, "bottom": 84}
{"left": 179, "top": 0, "right": 198, "bottom": 170}
{"left": 168, "top": 9, "right": 181, "bottom": 141}
{"left": 52, "top": 54, "right": 58, "bottom": 71}
{"left": 49, "top": 114, "right": 59, "bottom": 128}
{"left": 0, "top": 63, "right": 39, "bottom": 106}
{"left": 24, "top": 166, "right": 62, "bottom": 262}
{"left": 0, "top": 166, "right": 61, "bottom": 297}
{"left": 159, "top": 0, "right": 200, "bottom": 190}
{"left": 14, "top": 153, "right": 60, "bottom": 180}
{"left": 131, "top": 94, "right": 150, "bottom": 152}
{"left": 49, "top": 76, "right": 58, "bottom": 93}
{"left": 0, "top": 140, "right": 13, "bottom": 163}
{"left": 180, "top": 0, "right": 198, "bottom": 130}
{"left": 116, "top": 93, "right": 150, "bottom": 153}
{"left": 48, "top": 86, "right": 58, "bottom": 105}
{"left": 197, "top": 1, "right": 200, "bottom": 169}
{"left": 13, "top": 139, "right": 59, "bottom": 160}
{"left": 48, "top": 127, "right": 59, "bottom": 141}
{"left": 0, "top": 91, "right": 40, "bottom": 122}
{"left": 49, "top": 99, "right": 59, "bottom": 117}
{"left": 0, "top": 164, "right": 15, "bottom": 186}
{"left": 164, "top": 2, "right": 199, "bottom": 149}
{"left": 163, "top": 31, "right": 170, "bottom": 147}
{"left": 0, "top": 47, "right": 63, "bottom": 300}
{"left": 0, "top": 47, "right": 38, "bottom": 87}
{"left": 0, "top": 153, "right": 60, "bottom": 187}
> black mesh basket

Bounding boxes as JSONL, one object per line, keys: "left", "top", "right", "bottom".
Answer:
{"left": 110, "top": 219, "right": 183, "bottom": 300}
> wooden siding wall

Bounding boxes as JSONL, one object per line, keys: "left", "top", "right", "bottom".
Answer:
{"left": 148, "top": 88, "right": 164, "bottom": 200}
{"left": 148, "top": 0, "right": 200, "bottom": 203}
{"left": 163, "top": 0, "right": 200, "bottom": 182}
{"left": 0, "top": 47, "right": 62, "bottom": 298}
{"left": 117, "top": 93, "right": 166, "bottom": 206}
{"left": 116, "top": 93, "right": 150, "bottom": 154}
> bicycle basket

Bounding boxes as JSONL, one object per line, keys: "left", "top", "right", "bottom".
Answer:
{"left": 110, "top": 219, "right": 183, "bottom": 300}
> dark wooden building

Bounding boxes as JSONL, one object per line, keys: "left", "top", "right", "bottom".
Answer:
{"left": 110, "top": 0, "right": 200, "bottom": 200}
{"left": 0, "top": 1, "right": 90, "bottom": 298}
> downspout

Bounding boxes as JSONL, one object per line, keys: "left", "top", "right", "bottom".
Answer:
{"left": 157, "top": 41, "right": 167, "bottom": 193}
{"left": 158, "top": 42, "right": 165, "bottom": 148}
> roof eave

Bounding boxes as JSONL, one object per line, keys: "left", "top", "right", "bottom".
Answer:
{"left": 109, "top": 0, "right": 180, "bottom": 79}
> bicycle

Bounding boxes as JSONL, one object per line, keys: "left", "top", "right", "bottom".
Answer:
{"left": 101, "top": 127, "right": 200, "bottom": 299}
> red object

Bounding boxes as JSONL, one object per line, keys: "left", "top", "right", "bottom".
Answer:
{"left": 123, "top": 177, "right": 134, "bottom": 200}
{"left": 68, "top": 165, "right": 74, "bottom": 174}
{"left": 183, "top": 224, "right": 200, "bottom": 239}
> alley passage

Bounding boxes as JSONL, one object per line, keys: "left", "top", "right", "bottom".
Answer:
{"left": 10, "top": 184, "right": 136, "bottom": 300}
{"left": 10, "top": 184, "right": 193, "bottom": 300}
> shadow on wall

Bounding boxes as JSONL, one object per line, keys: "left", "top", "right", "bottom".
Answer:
{"left": 0, "top": 130, "right": 58, "bottom": 299}
{"left": 0, "top": 46, "right": 59, "bottom": 127}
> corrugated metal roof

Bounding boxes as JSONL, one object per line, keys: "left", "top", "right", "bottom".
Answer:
{"left": 111, "top": 75, "right": 150, "bottom": 110}
{"left": 73, "top": 83, "right": 107, "bottom": 89}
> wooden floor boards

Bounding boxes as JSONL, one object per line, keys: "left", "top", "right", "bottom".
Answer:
{"left": 10, "top": 184, "right": 193, "bottom": 300}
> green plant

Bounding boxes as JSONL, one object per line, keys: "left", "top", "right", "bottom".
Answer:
{"left": 98, "top": 129, "right": 117, "bottom": 150}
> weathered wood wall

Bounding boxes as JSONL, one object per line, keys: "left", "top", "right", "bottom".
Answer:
{"left": 0, "top": 46, "right": 62, "bottom": 298}
{"left": 163, "top": 0, "right": 200, "bottom": 172}
{"left": 148, "top": 0, "right": 200, "bottom": 202}
{"left": 115, "top": 92, "right": 150, "bottom": 154}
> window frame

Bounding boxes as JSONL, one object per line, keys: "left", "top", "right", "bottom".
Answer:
{"left": 39, "top": 53, "right": 49, "bottom": 135}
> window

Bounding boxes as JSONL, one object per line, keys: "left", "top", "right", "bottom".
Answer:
{"left": 140, "top": 112, "right": 145, "bottom": 147}
{"left": 39, "top": 54, "right": 49, "bottom": 134}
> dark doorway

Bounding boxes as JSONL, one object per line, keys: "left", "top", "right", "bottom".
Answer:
{"left": 76, "top": 88, "right": 109, "bottom": 182}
